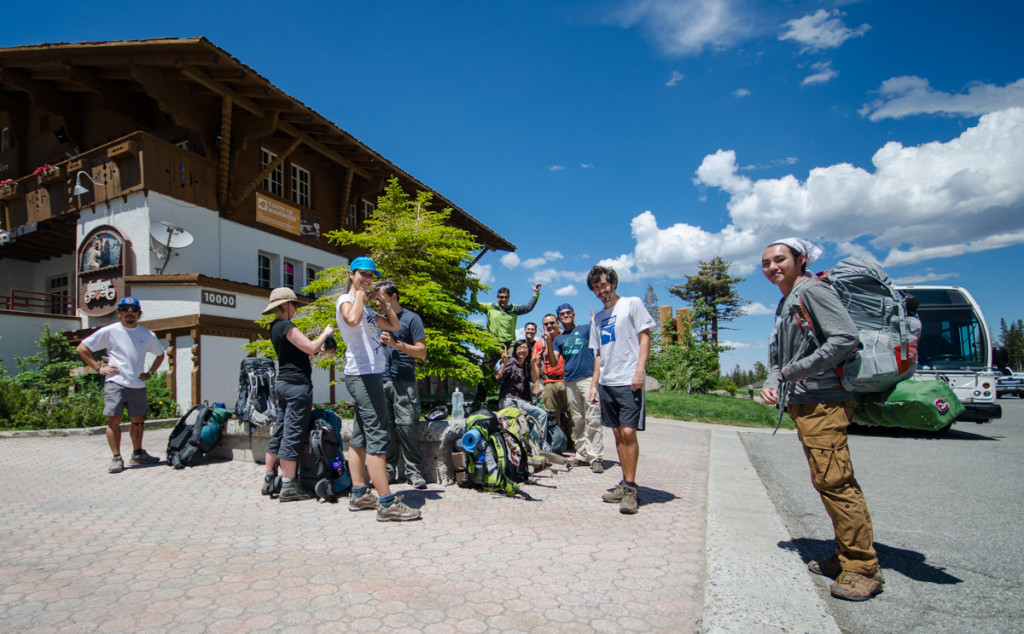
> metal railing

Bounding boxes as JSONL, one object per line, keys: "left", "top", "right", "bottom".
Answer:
{"left": 0, "top": 289, "right": 75, "bottom": 315}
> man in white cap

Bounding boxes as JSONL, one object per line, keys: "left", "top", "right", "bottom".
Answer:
{"left": 77, "top": 296, "right": 165, "bottom": 473}
{"left": 760, "top": 238, "right": 884, "bottom": 602}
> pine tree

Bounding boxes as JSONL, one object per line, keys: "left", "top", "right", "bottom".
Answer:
{"left": 668, "top": 257, "right": 746, "bottom": 346}
{"left": 642, "top": 284, "right": 661, "bottom": 341}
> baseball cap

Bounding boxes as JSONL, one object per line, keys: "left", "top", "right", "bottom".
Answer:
{"left": 349, "top": 256, "right": 380, "bottom": 277}
{"left": 556, "top": 303, "right": 574, "bottom": 314}
{"left": 118, "top": 296, "right": 141, "bottom": 310}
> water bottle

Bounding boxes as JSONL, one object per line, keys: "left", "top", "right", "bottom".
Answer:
{"left": 473, "top": 451, "right": 486, "bottom": 484}
{"left": 331, "top": 457, "right": 344, "bottom": 478}
{"left": 451, "top": 387, "right": 464, "bottom": 420}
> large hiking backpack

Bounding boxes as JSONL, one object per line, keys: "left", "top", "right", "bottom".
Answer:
{"left": 166, "top": 404, "right": 231, "bottom": 468}
{"left": 235, "top": 357, "right": 277, "bottom": 425}
{"left": 303, "top": 408, "right": 351, "bottom": 502}
{"left": 796, "top": 258, "right": 921, "bottom": 393}
{"left": 460, "top": 411, "right": 533, "bottom": 499}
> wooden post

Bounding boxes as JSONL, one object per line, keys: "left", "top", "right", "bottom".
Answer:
{"left": 218, "top": 95, "right": 232, "bottom": 211}
{"left": 190, "top": 328, "right": 200, "bottom": 407}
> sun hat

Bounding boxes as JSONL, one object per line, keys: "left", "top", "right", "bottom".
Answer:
{"left": 118, "top": 296, "right": 141, "bottom": 310}
{"left": 263, "top": 287, "right": 298, "bottom": 313}
{"left": 349, "top": 256, "right": 380, "bottom": 277}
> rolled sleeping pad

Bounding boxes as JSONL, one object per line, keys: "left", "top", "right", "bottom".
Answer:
{"left": 461, "top": 428, "right": 483, "bottom": 454}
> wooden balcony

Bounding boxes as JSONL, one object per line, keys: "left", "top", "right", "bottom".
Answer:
{"left": 0, "top": 132, "right": 218, "bottom": 260}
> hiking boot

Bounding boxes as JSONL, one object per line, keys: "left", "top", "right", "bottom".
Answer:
{"left": 278, "top": 480, "right": 313, "bottom": 503}
{"left": 129, "top": 449, "right": 160, "bottom": 465}
{"left": 567, "top": 457, "right": 588, "bottom": 469}
{"left": 808, "top": 554, "right": 842, "bottom": 579}
{"left": 108, "top": 455, "right": 124, "bottom": 474}
{"left": 810, "top": 555, "right": 885, "bottom": 583}
{"left": 830, "top": 570, "right": 884, "bottom": 601}
{"left": 408, "top": 474, "right": 427, "bottom": 490}
{"left": 619, "top": 483, "right": 639, "bottom": 515}
{"left": 602, "top": 480, "right": 626, "bottom": 503}
{"left": 261, "top": 474, "right": 275, "bottom": 496}
{"left": 591, "top": 459, "right": 605, "bottom": 474}
{"left": 376, "top": 496, "right": 422, "bottom": 522}
{"left": 348, "top": 490, "right": 379, "bottom": 512}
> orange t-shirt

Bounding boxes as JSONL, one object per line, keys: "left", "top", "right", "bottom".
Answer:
{"left": 533, "top": 339, "right": 565, "bottom": 383}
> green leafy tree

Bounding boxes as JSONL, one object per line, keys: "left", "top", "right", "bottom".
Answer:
{"left": 642, "top": 284, "right": 661, "bottom": 342}
{"left": 1001, "top": 318, "right": 1024, "bottom": 370}
{"left": 668, "top": 257, "right": 746, "bottom": 346}
{"left": 246, "top": 177, "right": 494, "bottom": 384}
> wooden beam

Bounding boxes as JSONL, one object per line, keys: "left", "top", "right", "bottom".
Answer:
{"left": 0, "top": 67, "right": 73, "bottom": 115}
{"left": 62, "top": 64, "right": 155, "bottom": 126}
{"left": 278, "top": 121, "right": 373, "bottom": 181}
{"left": 128, "top": 64, "right": 217, "bottom": 136}
{"left": 228, "top": 136, "right": 301, "bottom": 211}
{"left": 179, "top": 65, "right": 266, "bottom": 118}
{"left": 218, "top": 95, "right": 232, "bottom": 211}
{"left": 340, "top": 168, "right": 354, "bottom": 224}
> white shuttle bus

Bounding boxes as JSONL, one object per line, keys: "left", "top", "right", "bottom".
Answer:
{"left": 898, "top": 285, "right": 1003, "bottom": 423}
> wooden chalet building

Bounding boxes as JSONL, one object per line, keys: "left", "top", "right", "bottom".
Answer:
{"left": 0, "top": 37, "right": 513, "bottom": 409}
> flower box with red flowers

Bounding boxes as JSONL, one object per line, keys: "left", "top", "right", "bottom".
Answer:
{"left": 0, "top": 179, "right": 17, "bottom": 200}
{"left": 34, "top": 164, "right": 61, "bottom": 184}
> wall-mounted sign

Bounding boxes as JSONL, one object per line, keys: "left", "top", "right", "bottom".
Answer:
{"left": 78, "top": 226, "right": 127, "bottom": 317}
{"left": 256, "top": 193, "right": 319, "bottom": 241}
{"left": 201, "top": 290, "right": 236, "bottom": 308}
{"left": 256, "top": 193, "right": 300, "bottom": 235}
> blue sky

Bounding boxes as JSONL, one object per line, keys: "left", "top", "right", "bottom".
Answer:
{"left": 6, "top": 0, "right": 1022, "bottom": 371}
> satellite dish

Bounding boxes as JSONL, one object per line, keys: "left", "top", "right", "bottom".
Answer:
{"left": 149, "top": 221, "right": 194, "bottom": 274}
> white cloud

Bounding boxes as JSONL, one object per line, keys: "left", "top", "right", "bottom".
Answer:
{"left": 470, "top": 263, "right": 493, "bottom": 284}
{"left": 544, "top": 251, "right": 564, "bottom": 260}
{"left": 734, "top": 88, "right": 751, "bottom": 97}
{"left": 581, "top": 163, "right": 595, "bottom": 169}
{"left": 555, "top": 285, "right": 578, "bottom": 297}
{"left": 739, "top": 301, "right": 774, "bottom": 316}
{"left": 604, "top": 108, "right": 1024, "bottom": 278}
{"left": 802, "top": 60, "right": 838, "bottom": 86}
{"left": 500, "top": 252, "right": 521, "bottom": 269}
{"left": 666, "top": 70, "right": 685, "bottom": 87}
{"left": 521, "top": 257, "right": 548, "bottom": 269}
{"left": 741, "top": 156, "right": 799, "bottom": 171}
{"left": 608, "top": 0, "right": 751, "bottom": 56}
{"left": 719, "top": 340, "right": 751, "bottom": 349}
{"left": 548, "top": 165, "right": 566, "bottom": 171}
{"left": 892, "top": 271, "right": 961, "bottom": 284}
{"left": 860, "top": 76, "right": 1024, "bottom": 121}
{"left": 779, "top": 9, "right": 870, "bottom": 53}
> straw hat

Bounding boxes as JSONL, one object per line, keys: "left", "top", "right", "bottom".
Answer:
{"left": 263, "top": 287, "right": 297, "bottom": 313}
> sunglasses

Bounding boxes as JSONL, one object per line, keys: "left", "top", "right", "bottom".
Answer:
{"left": 543, "top": 321, "right": 556, "bottom": 326}
{"left": 558, "top": 310, "right": 573, "bottom": 316}
{"left": 119, "top": 307, "right": 140, "bottom": 313}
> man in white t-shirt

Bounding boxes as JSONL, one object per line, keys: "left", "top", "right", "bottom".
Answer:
{"left": 586, "top": 265, "right": 656, "bottom": 515}
{"left": 77, "top": 296, "right": 165, "bottom": 474}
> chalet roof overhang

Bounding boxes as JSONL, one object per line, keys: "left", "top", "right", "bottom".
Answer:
{"left": 0, "top": 37, "right": 514, "bottom": 253}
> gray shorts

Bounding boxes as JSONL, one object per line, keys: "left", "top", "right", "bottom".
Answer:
{"left": 598, "top": 384, "right": 646, "bottom": 431}
{"left": 345, "top": 374, "right": 390, "bottom": 455}
{"left": 103, "top": 382, "right": 148, "bottom": 418}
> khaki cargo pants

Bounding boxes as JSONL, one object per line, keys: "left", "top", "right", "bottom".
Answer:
{"left": 788, "top": 400, "right": 880, "bottom": 575}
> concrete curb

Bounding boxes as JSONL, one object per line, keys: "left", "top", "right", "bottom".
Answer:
{"left": 702, "top": 427, "right": 840, "bottom": 632}
{"left": 0, "top": 418, "right": 178, "bottom": 439}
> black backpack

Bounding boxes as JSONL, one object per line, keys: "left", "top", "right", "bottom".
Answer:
{"left": 235, "top": 357, "right": 277, "bottom": 425}
{"left": 299, "top": 409, "right": 350, "bottom": 502}
{"left": 166, "top": 405, "right": 229, "bottom": 469}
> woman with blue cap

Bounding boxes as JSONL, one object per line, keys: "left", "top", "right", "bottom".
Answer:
{"left": 335, "top": 256, "right": 422, "bottom": 521}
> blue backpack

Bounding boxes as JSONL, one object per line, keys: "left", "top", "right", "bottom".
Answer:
{"left": 166, "top": 404, "right": 230, "bottom": 469}
{"left": 304, "top": 409, "right": 351, "bottom": 502}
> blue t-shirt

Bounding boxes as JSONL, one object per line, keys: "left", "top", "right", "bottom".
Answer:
{"left": 555, "top": 324, "right": 596, "bottom": 382}
{"left": 382, "top": 308, "right": 426, "bottom": 382}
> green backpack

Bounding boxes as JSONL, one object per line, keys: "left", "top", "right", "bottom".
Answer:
{"left": 853, "top": 379, "right": 964, "bottom": 432}
{"left": 462, "top": 411, "right": 534, "bottom": 500}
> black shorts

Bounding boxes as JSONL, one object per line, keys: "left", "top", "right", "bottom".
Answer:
{"left": 597, "top": 384, "right": 645, "bottom": 431}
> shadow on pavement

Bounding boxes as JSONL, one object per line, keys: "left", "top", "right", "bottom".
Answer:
{"left": 636, "top": 485, "right": 678, "bottom": 507}
{"left": 849, "top": 424, "right": 1000, "bottom": 442}
{"left": 778, "top": 537, "right": 963, "bottom": 584}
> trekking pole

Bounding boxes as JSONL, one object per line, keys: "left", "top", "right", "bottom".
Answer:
{"left": 772, "top": 379, "right": 792, "bottom": 436}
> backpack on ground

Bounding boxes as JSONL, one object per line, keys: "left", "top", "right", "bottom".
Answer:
{"left": 235, "top": 357, "right": 277, "bottom": 425}
{"left": 796, "top": 257, "right": 922, "bottom": 394}
{"left": 166, "top": 404, "right": 231, "bottom": 469}
{"left": 302, "top": 408, "right": 351, "bottom": 502}
{"left": 459, "top": 410, "right": 535, "bottom": 500}
{"left": 853, "top": 379, "right": 964, "bottom": 432}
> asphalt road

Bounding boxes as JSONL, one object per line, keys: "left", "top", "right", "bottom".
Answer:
{"left": 742, "top": 398, "right": 1024, "bottom": 633}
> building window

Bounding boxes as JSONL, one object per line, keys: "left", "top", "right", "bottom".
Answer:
{"left": 1, "top": 127, "right": 10, "bottom": 152}
{"left": 347, "top": 204, "right": 357, "bottom": 227}
{"left": 47, "top": 274, "right": 70, "bottom": 315}
{"left": 283, "top": 260, "right": 296, "bottom": 290}
{"left": 260, "top": 148, "right": 284, "bottom": 197}
{"left": 258, "top": 253, "right": 272, "bottom": 289}
{"left": 362, "top": 199, "right": 375, "bottom": 221}
{"left": 305, "top": 265, "right": 322, "bottom": 295}
{"left": 291, "top": 164, "right": 311, "bottom": 208}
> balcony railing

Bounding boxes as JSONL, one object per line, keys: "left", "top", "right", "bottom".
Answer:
{"left": 0, "top": 289, "right": 76, "bottom": 315}
{"left": 1, "top": 131, "right": 218, "bottom": 232}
